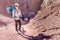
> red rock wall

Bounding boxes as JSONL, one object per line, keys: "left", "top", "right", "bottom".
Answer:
{"left": 0, "top": 0, "right": 43, "bottom": 16}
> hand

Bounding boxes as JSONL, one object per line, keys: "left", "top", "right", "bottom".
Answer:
{"left": 19, "top": 16, "right": 22, "bottom": 18}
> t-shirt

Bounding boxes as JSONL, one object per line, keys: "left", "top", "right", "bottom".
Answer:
{"left": 12, "top": 9, "right": 22, "bottom": 20}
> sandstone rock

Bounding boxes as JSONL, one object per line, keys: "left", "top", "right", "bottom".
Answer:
{"left": 1, "top": 0, "right": 60, "bottom": 40}
{"left": 24, "top": 0, "right": 60, "bottom": 40}
{"left": 0, "top": 0, "right": 42, "bottom": 17}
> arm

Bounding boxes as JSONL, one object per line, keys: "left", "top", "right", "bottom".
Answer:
{"left": 19, "top": 10, "right": 22, "bottom": 17}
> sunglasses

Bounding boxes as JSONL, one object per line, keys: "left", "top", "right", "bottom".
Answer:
{"left": 15, "top": 5, "right": 19, "bottom": 7}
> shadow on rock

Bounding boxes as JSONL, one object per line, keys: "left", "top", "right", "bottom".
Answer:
{"left": 18, "top": 31, "right": 52, "bottom": 40}
{"left": 28, "top": 34, "right": 52, "bottom": 40}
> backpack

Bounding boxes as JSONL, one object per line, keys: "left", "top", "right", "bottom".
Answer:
{"left": 7, "top": 7, "right": 12, "bottom": 13}
{"left": 7, "top": 4, "right": 15, "bottom": 13}
{"left": 11, "top": 4, "right": 15, "bottom": 11}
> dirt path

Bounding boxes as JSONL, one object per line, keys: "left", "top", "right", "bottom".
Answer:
{"left": 0, "top": 15, "right": 39, "bottom": 40}
{"left": 0, "top": 15, "right": 27, "bottom": 40}
{"left": 1, "top": 14, "right": 55, "bottom": 40}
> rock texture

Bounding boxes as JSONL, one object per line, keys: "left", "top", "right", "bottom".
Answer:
{"left": 0, "top": 0, "right": 42, "bottom": 16}
{"left": 24, "top": 0, "right": 60, "bottom": 40}
{"left": 0, "top": 0, "right": 60, "bottom": 40}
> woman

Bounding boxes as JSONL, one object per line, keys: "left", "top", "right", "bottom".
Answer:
{"left": 12, "top": 3, "right": 22, "bottom": 33}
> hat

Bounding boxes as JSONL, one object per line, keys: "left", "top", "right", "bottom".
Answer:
{"left": 14, "top": 3, "right": 19, "bottom": 7}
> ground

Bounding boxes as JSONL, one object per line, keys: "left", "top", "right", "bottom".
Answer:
{"left": 0, "top": 14, "right": 40, "bottom": 40}
{"left": 0, "top": 14, "right": 27, "bottom": 40}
